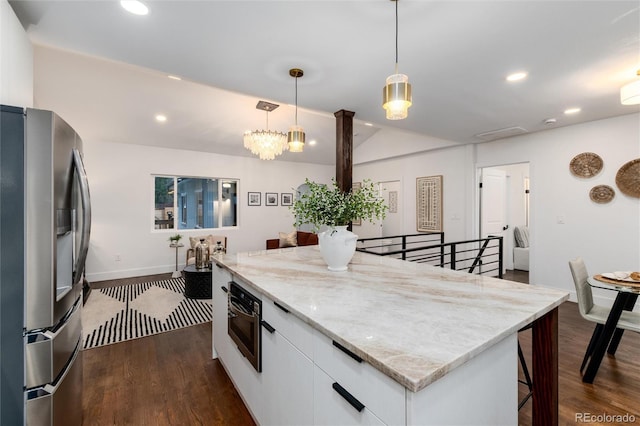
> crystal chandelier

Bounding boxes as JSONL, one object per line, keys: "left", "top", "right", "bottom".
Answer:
{"left": 288, "top": 68, "right": 306, "bottom": 152}
{"left": 382, "top": 0, "right": 412, "bottom": 120}
{"left": 243, "top": 101, "right": 288, "bottom": 161}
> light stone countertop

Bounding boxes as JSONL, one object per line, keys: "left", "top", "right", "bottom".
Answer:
{"left": 215, "top": 246, "right": 569, "bottom": 393}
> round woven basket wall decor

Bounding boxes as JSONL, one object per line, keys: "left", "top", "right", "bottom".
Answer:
{"left": 569, "top": 152, "right": 603, "bottom": 178}
{"left": 589, "top": 185, "right": 615, "bottom": 204}
{"left": 616, "top": 158, "right": 640, "bottom": 198}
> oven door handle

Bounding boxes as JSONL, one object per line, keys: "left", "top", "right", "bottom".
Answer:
{"left": 229, "top": 300, "right": 256, "bottom": 320}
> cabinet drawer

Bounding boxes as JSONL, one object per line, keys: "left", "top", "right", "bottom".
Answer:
{"left": 314, "top": 365, "right": 386, "bottom": 426}
{"left": 314, "top": 332, "right": 405, "bottom": 426}
{"left": 262, "top": 297, "right": 314, "bottom": 359}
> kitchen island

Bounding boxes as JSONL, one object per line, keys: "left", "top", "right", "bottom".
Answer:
{"left": 212, "top": 246, "right": 568, "bottom": 425}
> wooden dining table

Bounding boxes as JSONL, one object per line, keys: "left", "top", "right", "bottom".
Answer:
{"left": 583, "top": 273, "right": 640, "bottom": 383}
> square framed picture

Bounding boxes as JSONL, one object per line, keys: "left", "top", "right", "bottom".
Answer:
{"left": 265, "top": 192, "right": 278, "bottom": 206}
{"left": 281, "top": 193, "right": 293, "bottom": 206}
{"left": 248, "top": 192, "right": 261, "bottom": 206}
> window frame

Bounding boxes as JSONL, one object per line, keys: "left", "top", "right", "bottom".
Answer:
{"left": 152, "top": 174, "right": 239, "bottom": 232}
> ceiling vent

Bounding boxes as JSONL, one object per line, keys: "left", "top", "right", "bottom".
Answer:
{"left": 475, "top": 126, "right": 528, "bottom": 141}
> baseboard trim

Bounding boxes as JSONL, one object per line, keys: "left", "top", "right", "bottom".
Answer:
{"left": 86, "top": 264, "right": 183, "bottom": 283}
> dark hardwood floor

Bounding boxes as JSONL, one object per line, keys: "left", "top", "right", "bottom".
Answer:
{"left": 84, "top": 274, "right": 639, "bottom": 425}
{"left": 518, "top": 303, "right": 640, "bottom": 425}
{"left": 89, "top": 273, "right": 173, "bottom": 289}
{"left": 503, "top": 268, "right": 529, "bottom": 284}
{"left": 82, "top": 322, "right": 255, "bottom": 426}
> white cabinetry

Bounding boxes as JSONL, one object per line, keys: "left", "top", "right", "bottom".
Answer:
{"left": 212, "top": 264, "right": 230, "bottom": 360}
{"left": 212, "top": 270, "right": 264, "bottom": 423}
{"left": 313, "top": 332, "right": 406, "bottom": 426}
{"left": 261, "top": 300, "right": 313, "bottom": 425}
{"left": 313, "top": 365, "right": 385, "bottom": 426}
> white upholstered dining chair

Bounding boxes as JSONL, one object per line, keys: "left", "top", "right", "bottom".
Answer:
{"left": 568, "top": 257, "right": 640, "bottom": 372}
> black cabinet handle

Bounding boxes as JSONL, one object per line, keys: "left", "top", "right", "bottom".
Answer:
{"left": 274, "top": 301, "right": 289, "bottom": 313}
{"left": 221, "top": 286, "right": 228, "bottom": 293}
{"left": 333, "top": 340, "right": 363, "bottom": 363}
{"left": 332, "top": 382, "right": 365, "bottom": 412}
{"left": 261, "top": 320, "right": 275, "bottom": 333}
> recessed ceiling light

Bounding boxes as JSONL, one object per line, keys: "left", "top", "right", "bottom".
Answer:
{"left": 564, "top": 107, "right": 581, "bottom": 115}
{"left": 155, "top": 114, "right": 167, "bottom": 122}
{"left": 168, "top": 75, "right": 181, "bottom": 81}
{"left": 506, "top": 72, "right": 528, "bottom": 82}
{"left": 308, "top": 140, "right": 317, "bottom": 146}
{"left": 120, "top": 1, "right": 148, "bottom": 16}
{"left": 364, "top": 122, "right": 373, "bottom": 127}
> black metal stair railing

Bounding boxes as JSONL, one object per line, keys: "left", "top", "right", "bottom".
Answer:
{"left": 356, "top": 233, "right": 504, "bottom": 278}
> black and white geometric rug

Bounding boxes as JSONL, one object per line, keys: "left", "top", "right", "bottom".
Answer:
{"left": 82, "top": 278, "right": 212, "bottom": 350}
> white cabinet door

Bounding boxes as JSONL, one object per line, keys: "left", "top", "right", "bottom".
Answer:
{"left": 314, "top": 365, "right": 386, "bottom": 426}
{"left": 212, "top": 264, "right": 230, "bottom": 361}
{"left": 219, "top": 278, "right": 264, "bottom": 423}
{"left": 313, "top": 333, "right": 405, "bottom": 425}
{"left": 261, "top": 310, "right": 314, "bottom": 425}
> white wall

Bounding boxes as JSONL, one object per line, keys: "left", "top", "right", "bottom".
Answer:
{"left": 83, "top": 140, "right": 332, "bottom": 281}
{"left": 354, "top": 127, "right": 460, "bottom": 165}
{"left": 354, "top": 144, "right": 475, "bottom": 243}
{"left": 476, "top": 114, "right": 640, "bottom": 307}
{"left": 355, "top": 113, "right": 639, "bottom": 308}
{"left": 0, "top": 0, "right": 33, "bottom": 106}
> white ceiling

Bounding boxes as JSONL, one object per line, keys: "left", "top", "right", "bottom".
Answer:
{"left": 10, "top": 1, "right": 640, "bottom": 165}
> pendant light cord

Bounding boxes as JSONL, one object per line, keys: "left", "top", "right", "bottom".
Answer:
{"left": 295, "top": 76, "right": 299, "bottom": 125}
{"left": 395, "top": 0, "right": 398, "bottom": 65}
{"left": 395, "top": 0, "right": 399, "bottom": 74}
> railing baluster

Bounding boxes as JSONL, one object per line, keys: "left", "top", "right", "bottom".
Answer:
{"left": 450, "top": 244, "right": 456, "bottom": 270}
{"left": 356, "top": 234, "right": 503, "bottom": 278}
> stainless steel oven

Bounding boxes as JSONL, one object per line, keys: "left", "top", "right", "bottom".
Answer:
{"left": 228, "top": 281, "right": 262, "bottom": 372}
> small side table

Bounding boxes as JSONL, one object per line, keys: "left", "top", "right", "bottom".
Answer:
{"left": 183, "top": 265, "right": 212, "bottom": 299}
{"left": 170, "top": 242, "right": 184, "bottom": 278}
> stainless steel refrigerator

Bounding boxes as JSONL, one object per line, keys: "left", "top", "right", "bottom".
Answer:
{"left": 1, "top": 105, "right": 91, "bottom": 425}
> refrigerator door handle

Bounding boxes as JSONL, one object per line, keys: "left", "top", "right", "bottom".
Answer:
{"left": 72, "top": 148, "right": 91, "bottom": 283}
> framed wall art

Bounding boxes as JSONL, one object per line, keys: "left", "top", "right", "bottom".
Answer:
{"left": 416, "top": 175, "right": 443, "bottom": 232}
{"left": 265, "top": 192, "right": 278, "bottom": 206}
{"left": 248, "top": 192, "right": 261, "bottom": 206}
{"left": 388, "top": 190, "right": 398, "bottom": 213}
{"left": 281, "top": 193, "right": 293, "bottom": 206}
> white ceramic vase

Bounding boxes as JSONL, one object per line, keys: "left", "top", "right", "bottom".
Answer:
{"left": 318, "top": 226, "right": 358, "bottom": 272}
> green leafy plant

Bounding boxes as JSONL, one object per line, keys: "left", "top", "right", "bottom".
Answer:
{"left": 291, "top": 178, "right": 387, "bottom": 231}
{"left": 168, "top": 233, "right": 183, "bottom": 243}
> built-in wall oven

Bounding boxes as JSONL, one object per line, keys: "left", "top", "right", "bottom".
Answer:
{"left": 228, "top": 281, "right": 262, "bottom": 372}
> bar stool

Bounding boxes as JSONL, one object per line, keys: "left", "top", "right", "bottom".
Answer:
{"left": 517, "top": 324, "right": 533, "bottom": 410}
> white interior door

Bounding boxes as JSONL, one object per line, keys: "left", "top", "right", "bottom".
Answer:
{"left": 380, "top": 180, "right": 402, "bottom": 237}
{"left": 480, "top": 168, "right": 508, "bottom": 274}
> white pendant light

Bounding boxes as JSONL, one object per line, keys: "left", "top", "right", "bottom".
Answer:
{"left": 288, "top": 68, "right": 305, "bottom": 153}
{"left": 382, "top": 0, "right": 412, "bottom": 120}
{"left": 243, "top": 101, "right": 288, "bottom": 161}
{"left": 620, "top": 70, "right": 640, "bottom": 105}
